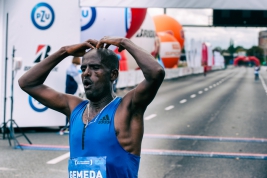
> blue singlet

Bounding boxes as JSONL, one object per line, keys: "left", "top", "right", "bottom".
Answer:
{"left": 69, "top": 97, "right": 140, "bottom": 178}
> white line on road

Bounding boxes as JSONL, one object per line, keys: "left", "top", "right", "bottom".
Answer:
{"left": 190, "top": 94, "right": 196, "bottom": 98}
{"left": 165, "top": 105, "right": 174, "bottom": 111}
{"left": 198, "top": 91, "right": 203, "bottom": 94}
{"left": 0, "top": 167, "right": 16, "bottom": 171}
{"left": 47, "top": 152, "right": 70, "bottom": 164}
{"left": 204, "top": 88, "right": 209, "bottom": 91}
{"left": 209, "top": 86, "right": 213, "bottom": 89}
{"left": 144, "top": 114, "right": 157, "bottom": 120}
{"left": 213, "top": 84, "right": 217, "bottom": 87}
{"left": 180, "top": 99, "right": 187, "bottom": 104}
{"left": 259, "top": 75, "right": 267, "bottom": 94}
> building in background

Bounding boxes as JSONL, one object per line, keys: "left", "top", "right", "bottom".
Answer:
{"left": 259, "top": 30, "right": 267, "bottom": 56}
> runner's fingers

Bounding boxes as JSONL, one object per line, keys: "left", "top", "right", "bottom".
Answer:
{"left": 85, "top": 42, "right": 95, "bottom": 49}
{"left": 99, "top": 43, "right": 105, "bottom": 48}
{"left": 96, "top": 41, "right": 102, "bottom": 48}
{"left": 105, "top": 44, "right": 111, "bottom": 49}
{"left": 86, "top": 39, "right": 98, "bottom": 47}
{"left": 118, "top": 45, "right": 125, "bottom": 52}
{"left": 96, "top": 36, "right": 109, "bottom": 48}
{"left": 96, "top": 42, "right": 105, "bottom": 49}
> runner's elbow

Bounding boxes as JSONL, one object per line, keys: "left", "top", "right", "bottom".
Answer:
{"left": 153, "top": 66, "right": 165, "bottom": 80}
{"left": 18, "top": 77, "right": 30, "bottom": 90}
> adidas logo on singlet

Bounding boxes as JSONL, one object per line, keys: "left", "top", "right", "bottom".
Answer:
{"left": 98, "top": 115, "right": 110, "bottom": 124}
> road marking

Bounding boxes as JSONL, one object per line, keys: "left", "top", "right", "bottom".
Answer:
{"left": 0, "top": 167, "right": 16, "bottom": 171}
{"left": 165, "top": 105, "right": 174, "bottom": 111}
{"left": 213, "top": 84, "right": 217, "bottom": 87}
{"left": 144, "top": 134, "right": 267, "bottom": 143}
{"left": 204, "top": 88, "right": 208, "bottom": 91}
{"left": 198, "top": 91, "right": 203, "bottom": 94}
{"left": 47, "top": 152, "right": 70, "bottom": 164}
{"left": 144, "top": 114, "right": 157, "bottom": 120}
{"left": 190, "top": 94, "right": 196, "bottom": 98}
{"left": 209, "top": 86, "right": 213, "bottom": 89}
{"left": 49, "top": 169, "right": 67, "bottom": 173}
{"left": 259, "top": 75, "right": 267, "bottom": 94}
{"left": 141, "top": 149, "right": 267, "bottom": 160}
{"left": 180, "top": 99, "right": 187, "bottom": 104}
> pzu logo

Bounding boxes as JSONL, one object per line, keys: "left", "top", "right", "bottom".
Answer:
{"left": 81, "top": 7, "right": 96, "bottom": 31}
{"left": 31, "top": 2, "right": 55, "bottom": 30}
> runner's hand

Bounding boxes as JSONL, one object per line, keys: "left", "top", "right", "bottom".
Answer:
{"left": 65, "top": 39, "right": 98, "bottom": 57}
{"left": 96, "top": 36, "right": 126, "bottom": 52}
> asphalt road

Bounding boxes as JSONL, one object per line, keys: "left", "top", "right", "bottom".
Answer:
{"left": 1, "top": 66, "right": 267, "bottom": 178}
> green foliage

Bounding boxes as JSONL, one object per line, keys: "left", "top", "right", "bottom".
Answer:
{"left": 247, "top": 46, "right": 264, "bottom": 56}
{"left": 227, "top": 39, "right": 235, "bottom": 54}
{"left": 213, "top": 39, "right": 266, "bottom": 65}
{"left": 247, "top": 46, "right": 264, "bottom": 63}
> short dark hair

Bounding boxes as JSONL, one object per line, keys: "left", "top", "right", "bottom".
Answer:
{"left": 96, "top": 48, "right": 119, "bottom": 71}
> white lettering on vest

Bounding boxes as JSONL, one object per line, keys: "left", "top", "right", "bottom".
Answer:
{"left": 69, "top": 170, "right": 102, "bottom": 178}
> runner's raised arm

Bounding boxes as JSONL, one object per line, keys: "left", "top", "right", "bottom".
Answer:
{"left": 18, "top": 40, "right": 96, "bottom": 116}
{"left": 96, "top": 37, "right": 165, "bottom": 107}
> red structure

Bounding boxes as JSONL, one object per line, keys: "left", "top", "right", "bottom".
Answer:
{"left": 233, "top": 56, "right": 260, "bottom": 66}
{"left": 202, "top": 43, "right": 213, "bottom": 72}
{"left": 114, "top": 48, "right": 128, "bottom": 71}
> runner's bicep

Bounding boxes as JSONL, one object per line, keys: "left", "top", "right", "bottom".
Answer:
{"left": 132, "top": 79, "right": 161, "bottom": 107}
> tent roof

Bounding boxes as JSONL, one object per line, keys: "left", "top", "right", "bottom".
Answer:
{"left": 80, "top": 0, "right": 267, "bottom": 10}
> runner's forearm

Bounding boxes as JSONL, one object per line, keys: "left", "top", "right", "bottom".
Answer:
{"left": 18, "top": 47, "right": 69, "bottom": 89}
{"left": 121, "top": 39, "right": 165, "bottom": 81}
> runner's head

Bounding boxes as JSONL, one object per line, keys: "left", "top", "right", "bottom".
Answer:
{"left": 81, "top": 49, "right": 119, "bottom": 101}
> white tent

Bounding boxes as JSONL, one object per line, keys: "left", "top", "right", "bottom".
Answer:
{"left": 80, "top": 0, "right": 267, "bottom": 10}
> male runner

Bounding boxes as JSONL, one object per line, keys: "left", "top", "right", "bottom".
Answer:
{"left": 18, "top": 37, "right": 165, "bottom": 177}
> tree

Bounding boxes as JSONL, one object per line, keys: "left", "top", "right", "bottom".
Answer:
{"left": 213, "top": 46, "right": 223, "bottom": 53}
{"left": 247, "top": 46, "right": 264, "bottom": 64}
{"left": 235, "top": 46, "right": 247, "bottom": 53}
{"left": 227, "top": 39, "right": 235, "bottom": 55}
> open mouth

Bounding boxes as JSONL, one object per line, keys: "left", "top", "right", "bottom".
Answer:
{"left": 83, "top": 79, "right": 93, "bottom": 89}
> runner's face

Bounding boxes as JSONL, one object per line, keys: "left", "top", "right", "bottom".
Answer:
{"left": 81, "top": 50, "right": 111, "bottom": 100}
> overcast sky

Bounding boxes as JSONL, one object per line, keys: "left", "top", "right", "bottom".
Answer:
{"left": 148, "top": 8, "right": 267, "bottom": 50}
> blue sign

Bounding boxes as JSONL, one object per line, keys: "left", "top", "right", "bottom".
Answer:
{"left": 28, "top": 96, "right": 48, "bottom": 112}
{"left": 81, "top": 7, "right": 96, "bottom": 31}
{"left": 69, "top": 157, "right": 106, "bottom": 178}
{"left": 31, "top": 2, "right": 55, "bottom": 30}
{"left": 125, "top": 8, "right": 131, "bottom": 33}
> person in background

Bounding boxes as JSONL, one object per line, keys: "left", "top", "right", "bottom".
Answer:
{"left": 60, "top": 56, "right": 82, "bottom": 135}
{"left": 112, "top": 54, "right": 121, "bottom": 93}
{"left": 204, "top": 64, "right": 208, "bottom": 77}
{"left": 254, "top": 65, "right": 260, "bottom": 81}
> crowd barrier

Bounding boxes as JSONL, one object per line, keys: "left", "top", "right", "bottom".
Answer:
{"left": 116, "top": 66, "right": 224, "bottom": 89}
